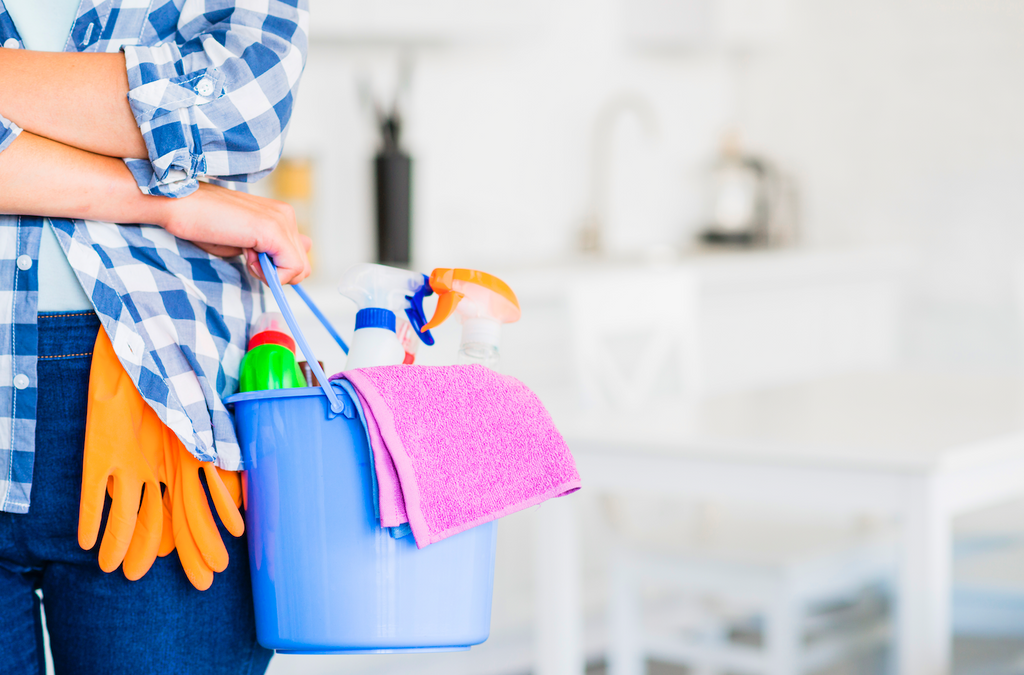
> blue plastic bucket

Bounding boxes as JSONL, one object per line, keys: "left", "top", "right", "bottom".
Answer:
{"left": 226, "top": 254, "right": 498, "bottom": 653}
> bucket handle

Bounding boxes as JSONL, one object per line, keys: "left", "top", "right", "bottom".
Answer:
{"left": 258, "top": 252, "right": 345, "bottom": 415}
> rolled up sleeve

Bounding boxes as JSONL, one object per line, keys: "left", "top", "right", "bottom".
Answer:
{"left": 122, "top": 0, "right": 309, "bottom": 197}
{"left": 0, "top": 111, "right": 22, "bottom": 156}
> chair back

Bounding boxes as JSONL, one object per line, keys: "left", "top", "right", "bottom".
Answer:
{"left": 567, "top": 267, "right": 701, "bottom": 411}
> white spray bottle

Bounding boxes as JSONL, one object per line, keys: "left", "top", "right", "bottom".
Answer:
{"left": 419, "top": 269, "right": 521, "bottom": 370}
{"left": 339, "top": 264, "right": 436, "bottom": 369}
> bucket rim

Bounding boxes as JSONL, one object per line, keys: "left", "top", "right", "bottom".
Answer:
{"left": 226, "top": 385, "right": 331, "bottom": 405}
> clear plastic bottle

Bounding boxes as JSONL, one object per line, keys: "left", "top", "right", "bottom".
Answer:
{"left": 456, "top": 317, "right": 502, "bottom": 369}
{"left": 458, "top": 343, "right": 500, "bottom": 368}
{"left": 420, "top": 270, "right": 520, "bottom": 372}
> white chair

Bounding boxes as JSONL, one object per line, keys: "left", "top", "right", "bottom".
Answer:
{"left": 566, "top": 268, "right": 900, "bottom": 675}
{"left": 953, "top": 498, "right": 1024, "bottom": 640}
{"left": 604, "top": 499, "right": 895, "bottom": 675}
{"left": 567, "top": 267, "right": 701, "bottom": 411}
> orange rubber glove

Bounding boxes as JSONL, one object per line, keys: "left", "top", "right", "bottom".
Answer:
{"left": 80, "top": 327, "right": 245, "bottom": 589}
{"left": 163, "top": 429, "right": 245, "bottom": 590}
{"left": 79, "top": 328, "right": 164, "bottom": 579}
{"left": 220, "top": 467, "right": 243, "bottom": 510}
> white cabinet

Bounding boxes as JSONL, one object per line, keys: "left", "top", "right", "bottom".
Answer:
{"left": 622, "top": 0, "right": 791, "bottom": 49}
{"left": 307, "top": 0, "right": 541, "bottom": 43}
{"left": 692, "top": 251, "right": 906, "bottom": 394}
{"left": 496, "top": 249, "right": 912, "bottom": 406}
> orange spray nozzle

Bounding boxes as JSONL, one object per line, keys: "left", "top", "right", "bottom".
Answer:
{"left": 420, "top": 269, "right": 520, "bottom": 332}
{"left": 421, "top": 289, "right": 465, "bottom": 332}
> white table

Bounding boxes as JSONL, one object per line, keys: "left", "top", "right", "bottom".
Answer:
{"left": 535, "top": 370, "right": 1024, "bottom": 675}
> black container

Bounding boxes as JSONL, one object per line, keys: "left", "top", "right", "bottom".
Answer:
{"left": 375, "top": 150, "right": 412, "bottom": 266}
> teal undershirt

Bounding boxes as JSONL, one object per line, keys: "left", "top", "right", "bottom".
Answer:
{"left": 7, "top": 0, "right": 94, "bottom": 312}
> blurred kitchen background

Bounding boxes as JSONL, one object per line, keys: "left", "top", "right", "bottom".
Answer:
{"left": 258, "top": 0, "right": 1024, "bottom": 674}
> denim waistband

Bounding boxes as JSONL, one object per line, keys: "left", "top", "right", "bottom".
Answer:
{"left": 36, "top": 311, "right": 100, "bottom": 360}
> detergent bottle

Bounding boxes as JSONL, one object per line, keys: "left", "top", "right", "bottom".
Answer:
{"left": 339, "top": 264, "right": 436, "bottom": 369}
{"left": 239, "top": 312, "right": 307, "bottom": 392}
{"left": 420, "top": 269, "right": 521, "bottom": 370}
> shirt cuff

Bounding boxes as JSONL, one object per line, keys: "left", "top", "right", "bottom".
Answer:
{"left": 123, "top": 157, "right": 201, "bottom": 198}
{"left": 121, "top": 43, "right": 228, "bottom": 198}
{"left": 0, "top": 114, "right": 23, "bottom": 156}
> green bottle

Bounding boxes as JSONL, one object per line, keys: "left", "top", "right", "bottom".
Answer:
{"left": 239, "top": 312, "right": 307, "bottom": 392}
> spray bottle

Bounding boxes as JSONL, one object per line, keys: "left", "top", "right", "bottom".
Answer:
{"left": 239, "top": 312, "right": 307, "bottom": 392}
{"left": 339, "top": 264, "right": 436, "bottom": 369}
{"left": 420, "top": 269, "right": 521, "bottom": 370}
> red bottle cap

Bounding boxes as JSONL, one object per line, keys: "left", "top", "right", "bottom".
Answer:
{"left": 247, "top": 330, "right": 296, "bottom": 353}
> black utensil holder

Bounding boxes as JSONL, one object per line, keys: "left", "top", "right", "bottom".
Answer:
{"left": 375, "top": 150, "right": 412, "bottom": 266}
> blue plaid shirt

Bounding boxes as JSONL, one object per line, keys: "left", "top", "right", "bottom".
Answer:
{"left": 0, "top": 0, "right": 309, "bottom": 514}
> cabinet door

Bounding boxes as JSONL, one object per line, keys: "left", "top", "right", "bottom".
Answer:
{"left": 308, "top": 0, "right": 542, "bottom": 43}
{"left": 623, "top": 0, "right": 790, "bottom": 48}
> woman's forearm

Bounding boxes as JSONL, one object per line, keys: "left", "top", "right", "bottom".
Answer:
{"left": 0, "top": 50, "right": 147, "bottom": 160}
{"left": 0, "top": 132, "right": 166, "bottom": 224}
{"left": 0, "top": 132, "right": 312, "bottom": 284}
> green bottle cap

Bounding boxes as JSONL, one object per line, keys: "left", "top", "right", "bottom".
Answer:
{"left": 239, "top": 343, "right": 307, "bottom": 392}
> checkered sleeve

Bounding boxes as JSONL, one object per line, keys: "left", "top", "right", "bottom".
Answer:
{"left": 121, "top": 0, "right": 309, "bottom": 198}
{"left": 0, "top": 111, "right": 22, "bottom": 156}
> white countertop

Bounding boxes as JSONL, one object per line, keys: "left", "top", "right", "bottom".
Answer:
{"left": 492, "top": 247, "right": 914, "bottom": 299}
{"left": 555, "top": 369, "right": 1024, "bottom": 474}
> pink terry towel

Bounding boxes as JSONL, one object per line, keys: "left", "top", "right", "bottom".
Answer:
{"left": 335, "top": 364, "right": 580, "bottom": 548}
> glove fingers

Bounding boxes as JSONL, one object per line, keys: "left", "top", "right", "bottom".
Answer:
{"left": 173, "top": 444, "right": 230, "bottom": 572}
{"left": 122, "top": 480, "right": 163, "bottom": 581}
{"left": 207, "top": 466, "right": 245, "bottom": 537}
{"left": 182, "top": 463, "right": 229, "bottom": 573}
{"left": 172, "top": 462, "right": 214, "bottom": 591}
{"left": 158, "top": 488, "right": 175, "bottom": 557}
{"left": 158, "top": 430, "right": 179, "bottom": 558}
{"left": 77, "top": 466, "right": 111, "bottom": 551}
{"left": 97, "top": 475, "right": 142, "bottom": 573}
{"left": 218, "top": 466, "right": 244, "bottom": 510}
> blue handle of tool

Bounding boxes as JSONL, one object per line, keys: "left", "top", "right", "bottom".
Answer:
{"left": 258, "top": 253, "right": 344, "bottom": 414}
{"left": 293, "top": 283, "right": 349, "bottom": 355}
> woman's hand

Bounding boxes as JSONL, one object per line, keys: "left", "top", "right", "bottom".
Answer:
{"left": 157, "top": 183, "right": 312, "bottom": 285}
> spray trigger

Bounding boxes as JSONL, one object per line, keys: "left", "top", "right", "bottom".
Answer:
{"left": 404, "top": 275, "right": 436, "bottom": 346}
{"left": 421, "top": 289, "right": 465, "bottom": 333}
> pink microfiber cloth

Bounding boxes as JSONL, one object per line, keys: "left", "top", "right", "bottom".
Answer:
{"left": 330, "top": 364, "right": 580, "bottom": 548}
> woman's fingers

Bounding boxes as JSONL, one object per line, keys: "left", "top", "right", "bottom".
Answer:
{"left": 245, "top": 249, "right": 265, "bottom": 285}
{"left": 245, "top": 245, "right": 309, "bottom": 287}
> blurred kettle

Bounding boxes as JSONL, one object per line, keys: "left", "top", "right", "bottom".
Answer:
{"left": 699, "top": 132, "right": 798, "bottom": 248}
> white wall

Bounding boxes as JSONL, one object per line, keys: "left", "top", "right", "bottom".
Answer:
{"left": 739, "top": 0, "right": 1024, "bottom": 309}
{"left": 283, "top": 0, "right": 735, "bottom": 280}
{"left": 286, "top": 0, "right": 1024, "bottom": 318}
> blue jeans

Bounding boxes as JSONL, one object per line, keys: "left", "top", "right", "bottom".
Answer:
{"left": 0, "top": 312, "right": 273, "bottom": 675}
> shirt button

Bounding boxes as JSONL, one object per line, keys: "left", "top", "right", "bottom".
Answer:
{"left": 16, "top": 255, "right": 32, "bottom": 271}
{"left": 3, "top": 38, "right": 19, "bottom": 49}
{"left": 13, "top": 374, "right": 29, "bottom": 390}
{"left": 196, "top": 78, "right": 215, "bottom": 97}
